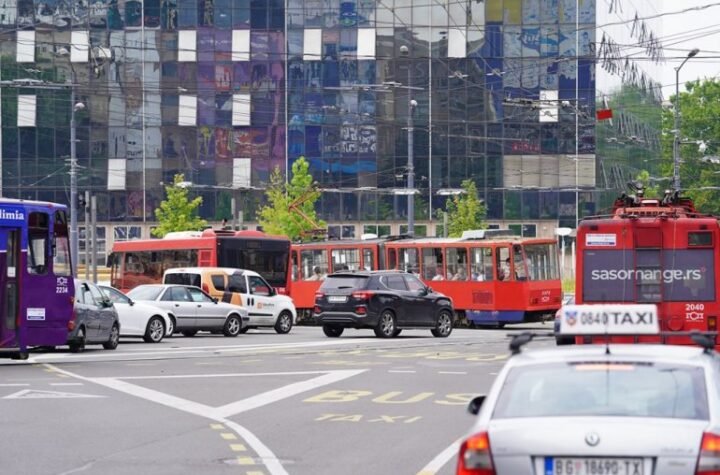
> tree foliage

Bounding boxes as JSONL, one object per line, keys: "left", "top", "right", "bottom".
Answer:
{"left": 441, "top": 179, "right": 487, "bottom": 237}
{"left": 662, "top": 79, "right": 720, "bottom": 214}
{"left": 634, "top": 170, "right": 660, "bottom": 197}
{"left": 152, "top": 174, "right": 207, "bottom": 238}
{"left": 257, "top": 157, "right": 326, "bottom": 241}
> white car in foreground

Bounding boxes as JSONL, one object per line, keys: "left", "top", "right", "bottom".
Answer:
{"left": 100, "top": 285, "right": 174, "bottom": 343}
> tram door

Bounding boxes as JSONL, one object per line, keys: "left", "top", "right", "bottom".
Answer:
{"left": 0, "top": 228, "right": 20, "bottom": 346}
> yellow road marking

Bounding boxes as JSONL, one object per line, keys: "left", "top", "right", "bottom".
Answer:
{"left": 247, "top": 471, "right": 264, "bottom": 475}
{"left": 221, "top": 433, "right": 237, "bottom": 440}
{"left": 230, "top": 444, "right": 247, "bottom": 452}
{"left": 210, "top": 423, "right": 224, "bottom": 430}
{"left": 237, "top": 456, "right": 255, "bottom": 465}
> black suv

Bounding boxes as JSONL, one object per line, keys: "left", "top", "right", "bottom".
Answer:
{"left": 314, "top": 270, "right": 454, "bottom": 338}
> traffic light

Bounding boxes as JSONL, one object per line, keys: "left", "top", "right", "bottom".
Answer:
{"left": 78, "top": 194, "right": 87, "bottom": 210}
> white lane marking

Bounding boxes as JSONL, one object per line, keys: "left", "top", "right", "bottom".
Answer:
{"left": 437, "top": 371, "right": 467, "bottom": 375}
{"left": 216, "top": 370, "right": 366, "bottom": 418}
{"left": 388, "top": 370, "right": 416, "bottom": 374}
{"left": 45, "top": 365, "right": 366, "bottom": 475}
{"left": 416, "top": 438, "right": 461, "bottom": 475}
{"left": 119, "top": 370, "right": 357, "bottom": 380}
{"left": 50, "top": 382, "right": 84, "bottom": 386}
{"left": 0, "top": 383, "right": 30, "bottom": 387}
{"left": 3, "top": 389, "right": 104, "bottom": 399}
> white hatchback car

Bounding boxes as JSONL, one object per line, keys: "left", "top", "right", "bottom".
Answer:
{"left": 100, "top": 285, "right": 174, "bottom": 343}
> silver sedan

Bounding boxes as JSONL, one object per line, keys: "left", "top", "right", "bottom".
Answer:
{"left": 457, "top": 342, "right": 720, "bottom": 475}
{"left": 127, "top": 284, "right": 249, "bottom": 337}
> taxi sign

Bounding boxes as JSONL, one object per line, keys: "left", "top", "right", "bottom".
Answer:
{"left": 559, "top": 304, "right": 659, "bottom": 335}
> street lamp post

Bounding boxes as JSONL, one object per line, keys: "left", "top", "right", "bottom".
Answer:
{"left": 69, "top": 70, "right": 79, "bottom": 276}
{"left": 400, "top": 45, "right": 417, "bottom": 236}
{"left": 673, "top": 48, "right": 700, "bottom": 191}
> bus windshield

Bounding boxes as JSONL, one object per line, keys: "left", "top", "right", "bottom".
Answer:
{"left": 217, "top": 238, "right": 289, "bottom": 288}
{"left": 582, "top": 249, "right": 716, "bottom": 302}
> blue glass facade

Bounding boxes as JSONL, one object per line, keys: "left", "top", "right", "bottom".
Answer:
{"left": 0, "top": 0, "right": 599, "bottom": 229}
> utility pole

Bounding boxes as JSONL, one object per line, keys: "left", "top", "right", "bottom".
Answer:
{"left": 84, "top": 190, "right": 90, "bottom": 280}
{"left": 674, "top": 48, "right": 700, "bottom": 191}
{"left": 400, "top": 45, "right": 416, "bottom": 236}
{"left": 91, "top": 194, "right": 97, "bottom": 283}
{"left": 69, "top": 69, "right": 78, "bottom": 276}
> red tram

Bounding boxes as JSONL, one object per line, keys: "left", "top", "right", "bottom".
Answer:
{"left": 290, "top": 231, "right": 562, "bottom": 325}
{"left": 576, "top": 189, "right": 720, "bottom": 346}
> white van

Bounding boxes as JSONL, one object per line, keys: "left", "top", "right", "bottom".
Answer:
{"left": 163, "top": 267, "right": 297, "bottom": 334}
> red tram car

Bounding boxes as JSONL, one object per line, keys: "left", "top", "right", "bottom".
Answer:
{"left": 290, "top": 230, "right": 562, "bottom": 325}
{"left": 576, "top": 188, "right": 720, "bottom": 347}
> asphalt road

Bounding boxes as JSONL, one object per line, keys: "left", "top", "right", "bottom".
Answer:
{"left": 0, "top": 323, "right": 554, "bottom": 475}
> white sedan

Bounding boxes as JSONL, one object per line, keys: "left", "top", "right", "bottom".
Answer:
{"left": 100, "top": 285, "right": 174, "bottom": 343}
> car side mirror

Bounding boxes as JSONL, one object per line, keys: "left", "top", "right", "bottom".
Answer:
{"left": 103, "top": 299, "right": 113, "bottom": 308}
{"left": 467, "top": 395, "right": 486, "bottom": 415}
{"left": 212, "top": 297, "right": 218, "bottom": 304}
{"left": 128, "top": 299, "right": 135, "bottom": 306}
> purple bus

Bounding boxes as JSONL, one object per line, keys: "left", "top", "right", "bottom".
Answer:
{"left": 0, "top": 199, "right": 75, "bottom": 359}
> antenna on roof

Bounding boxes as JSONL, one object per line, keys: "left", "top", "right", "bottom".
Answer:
{"left": 509, "top": 332, "right": 534, "bottom": 355}
{"left": 690, "top": 331, "right": 716, "bottom": 354}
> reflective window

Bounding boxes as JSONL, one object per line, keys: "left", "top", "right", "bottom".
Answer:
{"left": 211, "top": 274, "right": 226, "bottom": 291}
{"left": 446, "top": 248, "right": 468, "bottom": 281}
{"left": 301, "top": 249, "right": 328, "bottom": 280}
{"left": 471, "top": 247, "right": 494, "bottom": 281}
{"left": 524, "top": 243, "right": 559, "bottom": 281}
{"left": 422, "top": 247, "right": 444, "bottom": 281}
{"left": 53, "top": 211, "right": 71, "bottom": 276}
{"left": 188, "top": 287, "right": 213, "bottom": 302}
{"left": 398, "top": 248, "right": 419, "bottom": 274}
{"left": 331, "top": 249, "right": 360, "bottom": 271}
{"left": 28, "top": 212, "right": 49, "bottom": 275}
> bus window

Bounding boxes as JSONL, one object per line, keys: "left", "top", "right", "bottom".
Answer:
{"left": 398, "top": 248, "right": 419, "bottom": 274}
{"left": 523, "top": 243, "right": 560, "bottom": 281}
{"left": 422, "top": 247, "right": 444, "bottom": 280}
{"left": 301, "top": 249, "right": 328, "bottom": 280}
{"left": 125, "top": 252, "right": 146, "bottom": 274}
{"left": 471, "top": 247, "right": 493, "bottom": 281}
{"left": 28, "top": 212, "right": 49, "bottom": 275}
{"left": 513, "top": 245, "right": 528, "bottom": 281}
{"left": 362, "top": 248, "right": 374, "bottom": 271}
{"left": 447, "top": 247, "right": 468, "bottom": 281}
{"left": 497, "top": 247, "right": 511, "bottom": 281}
{"left": 332, "top": 249, "right": 360, "bottom": 271}
{"left": 53, "top": 211, "right": 71, "bottom": 276}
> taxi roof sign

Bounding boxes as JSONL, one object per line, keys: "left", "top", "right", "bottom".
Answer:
{"left": 559, "top": 304, "right": 659, "bottom": 335}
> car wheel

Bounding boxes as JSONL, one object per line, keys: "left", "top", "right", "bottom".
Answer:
{"left": 69, "top": 327, "right": 86, "bottom": 353}
{"left": 103, "top": 324, "right": 120, "bottom": 350}
{"left": 223, "top": 315, "right": 242, "bottom": 337}
{"left": 239, "top": 327, "right": 250, "bottom": 334}
{"left": 431, "top": 310, "right": 453, "bottom": 338}
{"left": 143, "top": 316, "right": 165, "bottom": 343}
{"left": 374, "top": 310, "right": 396, "bottom": 338}
{"left": 274, "top": 311, "right": 293, "bottom": 334}
{"left": 182, "top": 330, "right": 198, "bottom": 337}
{"left": 322, "top": 325, "right": 344, "bottom": 338}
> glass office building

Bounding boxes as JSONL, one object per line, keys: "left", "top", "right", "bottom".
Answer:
{"left": 0, "top": 0, "right": 601, "bottom": 238}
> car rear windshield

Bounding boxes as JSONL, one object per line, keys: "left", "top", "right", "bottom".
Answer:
{"left": 320, "top": 276, "right": 369, "bottom": 290}
{"left": 164, "top": 272, "right": 201, "bottom": 288}
{"left": 127, "top": 286, "right": 163, "bottom": 301}
{"left": 493, "top": 361, "right": 709, "bottom": 420}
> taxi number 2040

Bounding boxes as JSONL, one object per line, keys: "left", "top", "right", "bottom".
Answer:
{"left": 548, "top": 457, "right": 643, "bottom": 475}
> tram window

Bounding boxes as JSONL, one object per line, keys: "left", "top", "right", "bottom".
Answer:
{"left": 291, "top": 251, "right": 300, "bottom": 281}
{"left": 301, "top": 249, "right": 328, "bottom": 280}
{"left": 388, "top": 248, "right": 397, "bottom": 269}
{"left": 523, "top": 243, "right": 560, "bottom": 280}
{"left": 446, "top": 247, "right": 468, "bottom": 281}
{"left": 28, "top": 212, "right": 49, "bottom": 275}
{"left": 331, "top": 249, "right": 360, "bottom": 271}
{"left": 497, "top": 247, "right": 511, "bottom": 281}
{"left": 362, "top": 249, "right": 374, "bottom": 271}
{"left": 513, "top": 245, "right": 528, "bottom": 280}
{"left": 398, "top": 248, "right": 419, "bottom": 274}
{"left": 53, "top": 211, "right": 71, "bottom": 276}
{"left": 471, "top": 247, "right": 494, "bottom": 281}
{"left": 422, "top": 247, "right": 444, "bottom": 280}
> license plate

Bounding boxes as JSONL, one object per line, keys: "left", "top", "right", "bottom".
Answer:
{"left": 546, "top": 458, "right": 644, "bottom": 475}
{"left": 327, "top": 296, "right": 347, "bottom": 303}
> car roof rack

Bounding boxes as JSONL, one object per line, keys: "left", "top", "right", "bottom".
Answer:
{"left": 508, "top": 330, "right": 719, "bottom": 355}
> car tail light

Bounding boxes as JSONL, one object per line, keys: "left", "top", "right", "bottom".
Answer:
{"left": 709, "top": 316, "right": 717, "bottom": 331}
{"left": 276, "top": 287, "right": 287, "bottom": 295}
{"left": 352, "top": 291, "right": 374, "bottom": 301}
{"left": 314, "top": 306, "right": 322, "bottom": 314}
{"left": 67, "top": 307, "right": 77, "bottom": 331}
{"left": 355, "top": 306, "right": 367, "bottom": 315}
{"left": 457, "top": 432, "right": 495, "bottom": 475}
{"left": 696, "top": 432, "right": 720, "bottom": 474}
{"left": 315, "top": 292, "right": 325, "bottom": 301}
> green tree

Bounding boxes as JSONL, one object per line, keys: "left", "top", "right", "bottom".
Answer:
{"left": 257, "top": 157, "right": 326, "bottom": 241}
{"left": 662, "top": 79, "right": 720, "bottom": 214}
{"left": 152, "top": 174, "right": 208, "bottom": 238}
{"left": 634, "top": 170, "right": 661, "bottom": 197}
{"left": 440, "top": 179, "right": 487, "bottom": 237}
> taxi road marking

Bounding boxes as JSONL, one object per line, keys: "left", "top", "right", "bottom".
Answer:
{"left": 315, "top": 413, "right": 423, "bottom": 423}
